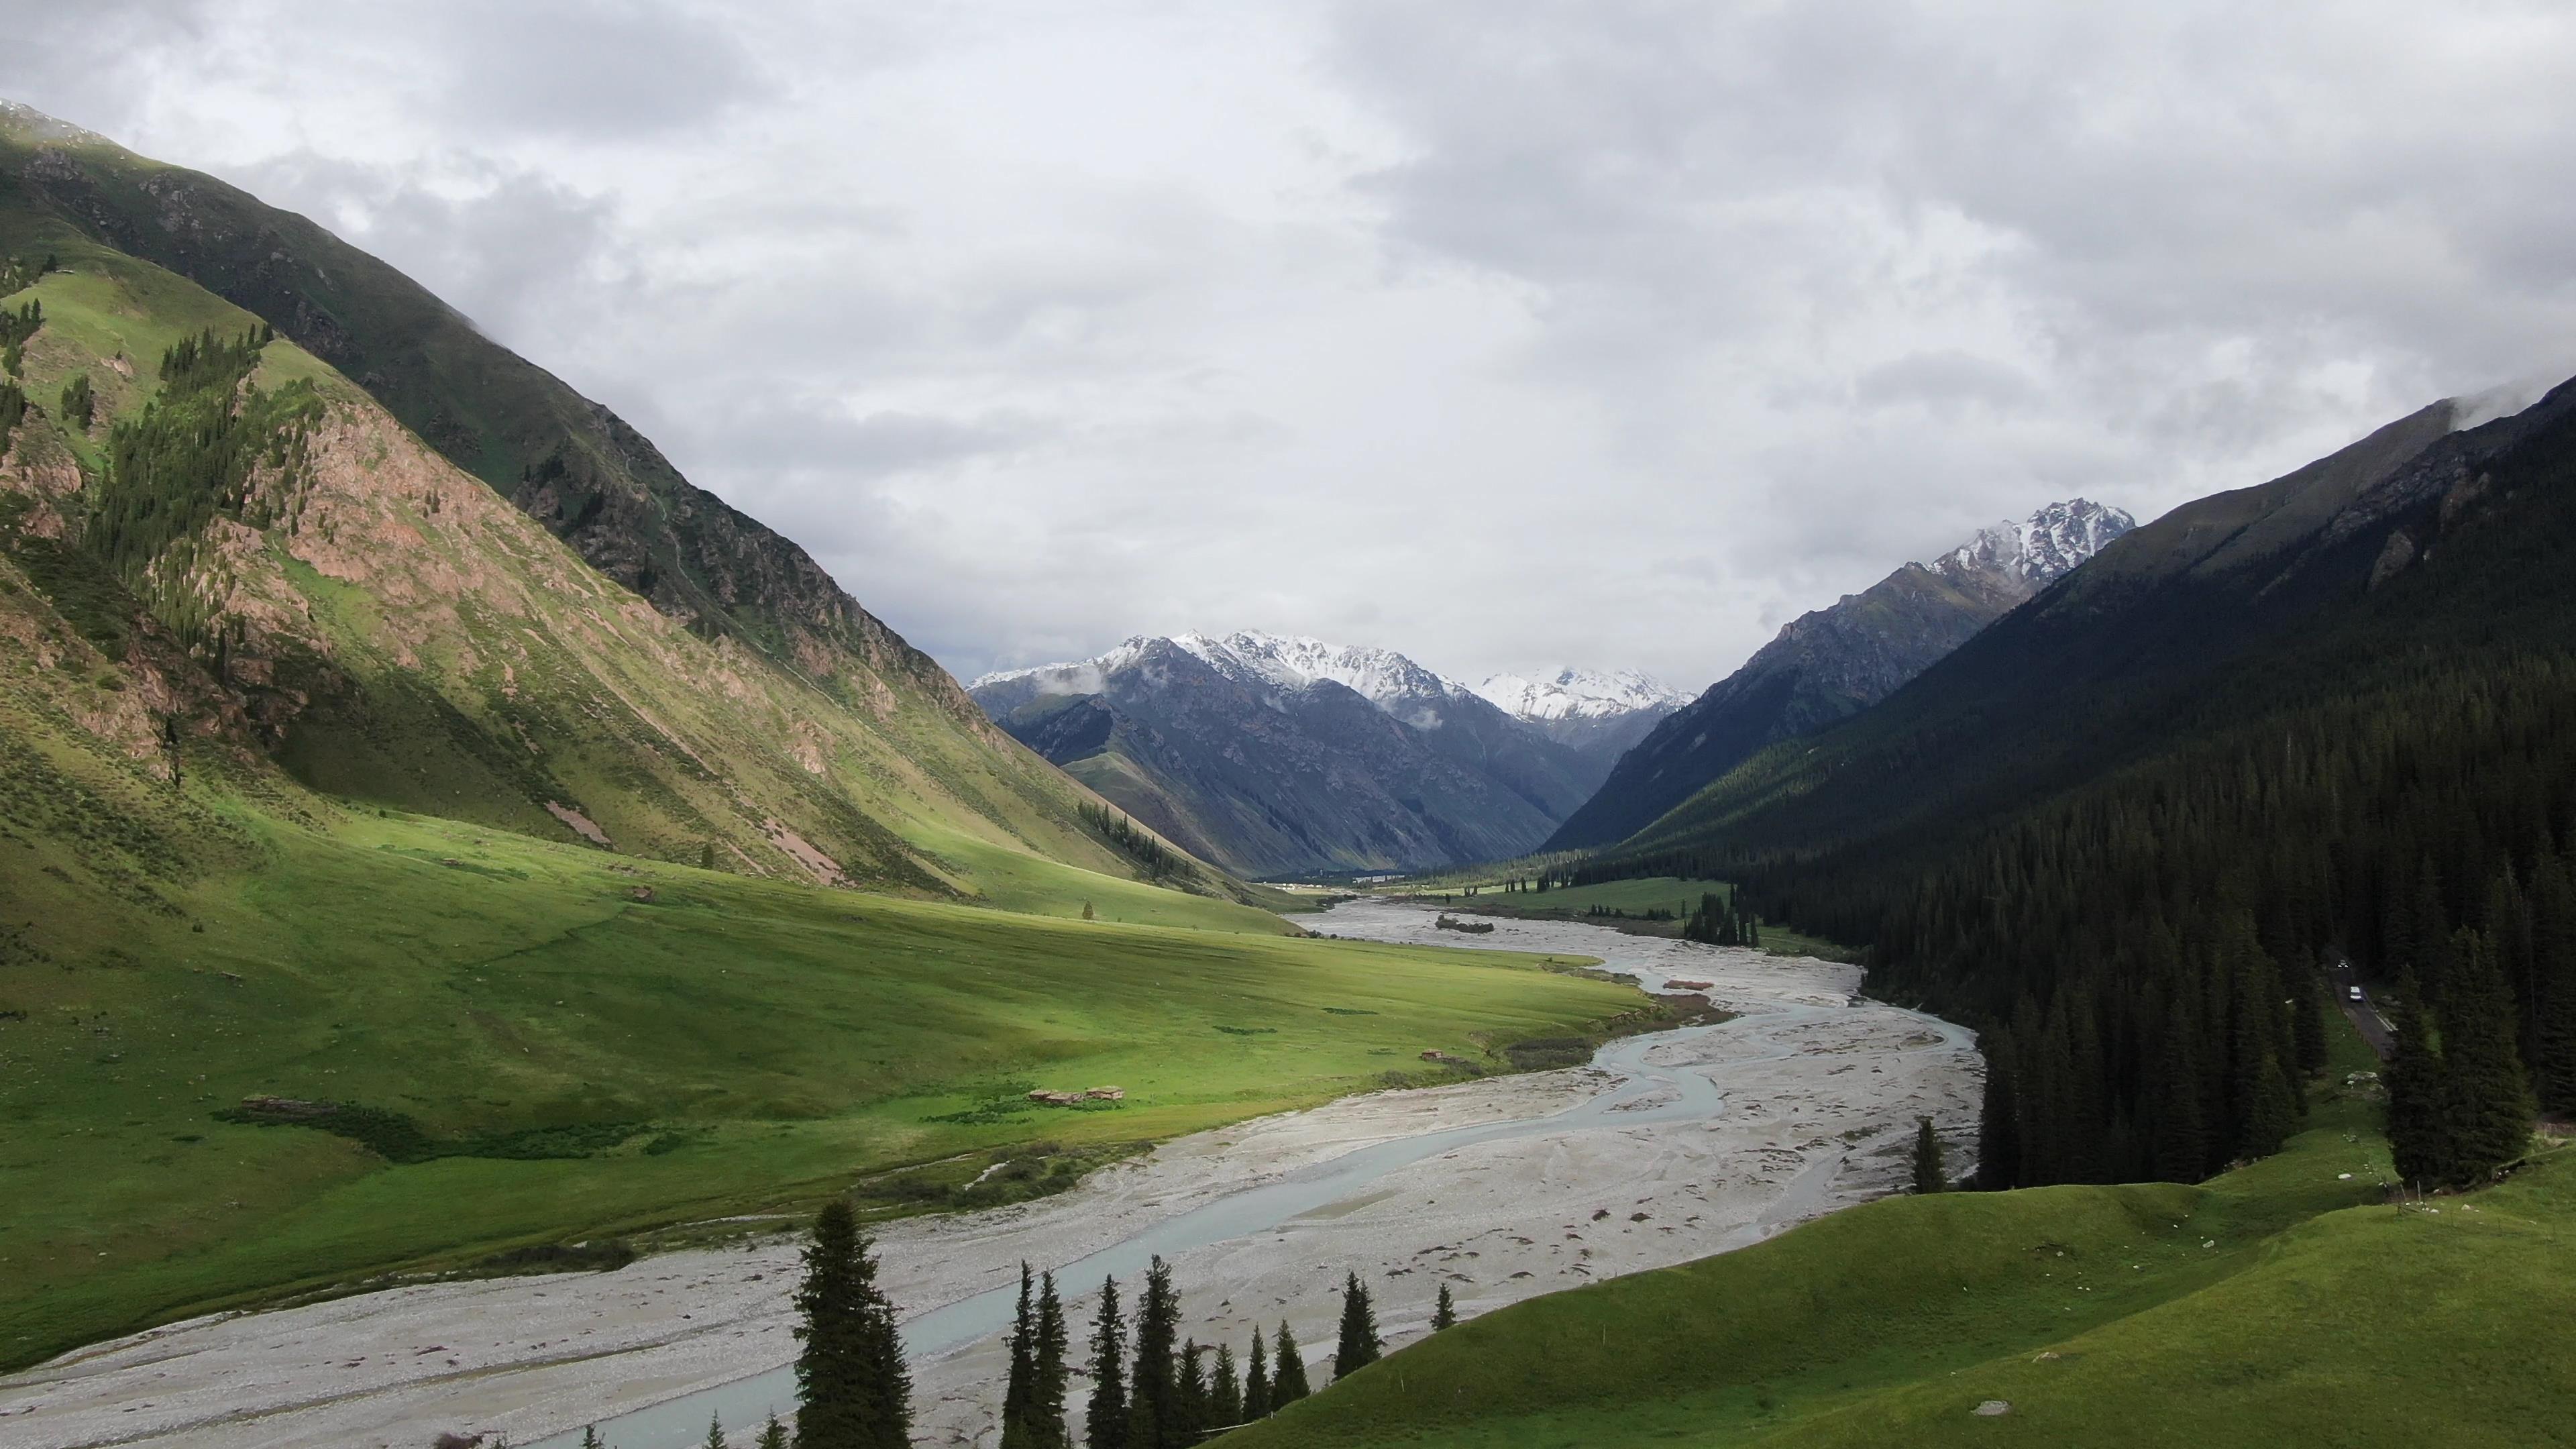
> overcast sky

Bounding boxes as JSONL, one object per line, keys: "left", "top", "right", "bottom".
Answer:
{"left": 10, "top": 2, "right": 2575, "bottom": 689}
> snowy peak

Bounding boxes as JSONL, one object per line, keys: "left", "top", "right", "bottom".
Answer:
{"left": 975, "top": 631, "right": 1472, "bottom": 714}
{"left": 1938, "top": 498, "right": 2136, "bottom": 586}
{"left": 1474, "top": 667, "right": 1688, "bottom": 722}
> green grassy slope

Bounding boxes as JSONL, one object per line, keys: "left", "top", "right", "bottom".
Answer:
{"left": 0, "top": 101, "right": 1219, "bottom": 902}
{"left": 0, "top": 802, "right": 1640, "bottom": 1371}
{"left": 0, "top": 199, "right": 1266, "bottom": 912}
{"left": 1236, "top": 1024, "right": 2576, "bottom": 1448}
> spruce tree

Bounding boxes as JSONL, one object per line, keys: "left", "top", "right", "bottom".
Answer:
{"left": 2149, "top": 1028, "right": 2208, "bottom": 1182}
{"left": 581, "top": 1429, "right": 605, "bottom": 1449}
{"left": 1174, "top": 1341, "right": 1209, "bottom": 1444}
{"left": 1974, "top": 1024, "right": 2021, "bottom": 1189}
{"left": 1242, "top": 1328, "right": 1272, "bottom": 1419}
{"left": 1209, "top": 1343, "right": 1242, "bottom": 1427}
{"left": 1332, "top": 1272, "right": 1381, "bottom": 1380}
{"left": 704, "top": 1414, "right": 729, "bottom": 1449}
{"left": 793, "top": 1201, "right": 910, "bottom": 1449}
{"left": 1085, "top": 1276, "right": 1129, "bottom": 1449}
{"left": 1032, "top": 1271, "right": 1070, "bottom": 1449}
{"left": 755, "top": 1415, "right": 789, "bottom": 1449}
{"left": 1909, "top": 1117, "right": 1944, "bottom": 1193}
{"left": 1000, "top": 1262, "right": 1036, "bottom": 1449}
{"left": 1127, "top": 1257, "right": 1179, "bottom": 1448}
{"left": 1269, "top": 1322, "right": 1311, "bottom": 1407}
{"left": 1432, "top": 1282, "right": 1456, "bottom": 1330}
{"left": 2386, "top": 968, "right": 2454, "bottom": 1187}
{"left": 2444, "top": 927, "right": 2538, "bottom": 1182}
{"left": 2530, "top": 855, "right": 2576, "bottom": 1115}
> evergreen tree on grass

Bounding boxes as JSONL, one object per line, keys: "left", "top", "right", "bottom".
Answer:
{"left": 1331, "top": 1272, "right": 1381, "bottom": 1380}
{"left": 1269, "top": 1322, "right": 1311, "bottom": 1407}
{"left": 1209, "top": 1342, "right": 1242, "bottom": 1427}
{"left": 2444, "top": 927, "right": 2538, "bottom": 1181}
{"left": 1910, "top": 1116, "right": 1945, "bottom": 1193}
{"left": 1431, "top": 1282, "right": 1456, "bottom": 1331}
{"left": 1973, "top": 1024, "right": 2020, "bottom": 1189}
{"left": 1032, "top": 1271, "right": 1070, "bottom": 1449}
{"left": 1085, "top": 1276, "right": 1129, "bottom": 1449}
{"left": 1174, "top": 1341, "right": 1208, "bottom": 1444}
{"left": 1127, "top": 1256, "right": 1179, "bottom": 1448}
{"left": 1000, "top": 1262, "right": 1036, "bottom": 1449}
{"left": 793, "top": 1201, "right": 910, "bottom": 1449}
{"left": 2387, "top": 968, "right": 2453, "bottom": 1187}
{"left": 1242, "top": 1328, "right": 1271, "bottom": 1419}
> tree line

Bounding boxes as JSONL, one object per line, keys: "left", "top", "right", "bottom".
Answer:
{"left": 1077, "top": 801, "right": 1186, "bottom": 885}
{"left": 580, "top": 1203, "right": 1458, "bottom": 1447}
{"left": 1570, "top": 397, "right": 2576, "bottom": 1193}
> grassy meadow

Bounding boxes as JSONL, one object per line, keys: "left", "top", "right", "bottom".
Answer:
{"left": 0, "top": 804, "right": 1640, "bottom": 1372}
{"left": 1236, "top": 1020, "right": 2576, "bottom": 1448}
{"left": 1395, "top": 875, "right": 1854, "bottom": 959}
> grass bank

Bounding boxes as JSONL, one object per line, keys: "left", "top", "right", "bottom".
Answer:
{"left": 0, "top": 808, "right": 1642, "bottom": 1372}
{"left": 1234, "top": 1020, "right": 2576, "bottom": 1448}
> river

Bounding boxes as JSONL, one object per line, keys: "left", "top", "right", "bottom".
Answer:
{"left": 0, "top": 901, "right": 1978, "bottom": 1449}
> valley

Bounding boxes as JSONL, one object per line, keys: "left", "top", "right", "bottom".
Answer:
{"left": 0, "top": 902, "right": 1979, "bottom": 1449}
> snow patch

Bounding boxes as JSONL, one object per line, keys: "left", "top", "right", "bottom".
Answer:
{"left": 1474, "top": 667, "right": 1688, "bottom": 721}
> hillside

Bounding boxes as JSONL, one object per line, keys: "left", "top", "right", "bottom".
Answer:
{"left": 1231, "top": 1027, "right": 2576, "bottom": 1449}
{"left": 971, "top": 632, "right": 1629, "bottom": 875}
{"left": 0, "top": 101, "right": 1262, "bottom": 906}
{"left": 0, "top": 141, "right": 1649, "bottom": 1369}
{"left": 1589, "top": 378, "right": 2576, "bottom": 1187}
{"left": 1548, "top": 500, "right": 2133, "bottom": 851}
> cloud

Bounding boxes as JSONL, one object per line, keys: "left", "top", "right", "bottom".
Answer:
{"left": 9, "top": 1, "right": 2575, "bottom": 690}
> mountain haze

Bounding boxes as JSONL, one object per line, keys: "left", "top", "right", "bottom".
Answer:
{"left": 1548, "top": 499, "right": 2134, "bottom": 851}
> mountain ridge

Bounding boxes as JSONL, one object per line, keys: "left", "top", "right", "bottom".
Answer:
{"left": 1546, "top": 498, "right": 2135, "bottom": 851}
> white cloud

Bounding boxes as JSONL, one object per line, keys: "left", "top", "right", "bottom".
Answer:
{"left": 8, "top": 0, "right": 2573, "bottom": 688}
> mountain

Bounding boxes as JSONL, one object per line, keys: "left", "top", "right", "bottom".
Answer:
{"left": 1546, "top": 498, "right": 2135, "bottom": 850}
{"left": 1472, "top": 667, "right": 1688, "bottom": 761}
{"left": 1591, "top": 376, "right": 2576, "bottom": 1189}
{"left": 971, "top": 631, "right": 1602, "bottom": 875}
{"left": 0, "top": 99, "right": 1256, "bottom": 907}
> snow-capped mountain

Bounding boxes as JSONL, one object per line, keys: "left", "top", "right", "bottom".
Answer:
{"left": 1941, "top": 498, "right": 2135, "bottom": 586}
{"left": 1474, "top": 668, "right": 1688, "bottom": 721}
{"left": 969, "top": 631, "right": 1623, "bottom": 875}
{"left": 1472, "top": 668, "right": 1690, "bottom": 759}
{"left": 1549, "top": 498, "right": 2136, "bottom": 851}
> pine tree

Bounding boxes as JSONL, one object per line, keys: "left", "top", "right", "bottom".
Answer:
{"left": 1431, "top": 1281, "right": 1456, "bottom": 1330}
{"left": 1242, "top": 1328, "right": 1272, "bottom": 1419}
{"left": 1174, "top": 1340, "right": 1209, "bottom": 1444}
{"left": 1910, "top": 1116, "right": 1945, "bottom": 1193}
{"left": 793, "top": 1201, "right": 910, "bottom": 1449}
{"left": 703, "top": 1413, "right": 730, "bottom": 1449}
{"left": 2444, "top": 927, "right": 2538, "bottom": 1182}
{"left": 1127, "top": 1256, "right": 1179, "bottom": 1448}
{"left": 1209, "top": 1342, "right": 1242, "bottom": 1427}
{"left": 1974, "top": 1024, "right": 2021, "bottom": 1189}
{"left": 755, "top": 1415, "right": 789, "bottom": 1449}
{"left": 1269, "top": 1322, "right": 1311, "bottom": 1407}
{"left": 1000, "top": 1262, "right": 1036, "bottom": 1449}
{"left": 2149, "top": 1028, "right": 2208, "bottom": 1182}
{"left": 581, "top": 1429, "right": 605, "bottom": 1449}
{"left": 2386, "top": 967, "right": 2454, "bottom": 1187}
{"left": 1085, "top": 1276, "right": 1129, "bottom": 1449}
{"left": 1332, "top": 1272, "right": 1381, "bottom": 1380}
{"left": 2530, "top": 855, "right": 2576, "bottom": 1114}
{"left": 1032, "top": 1272, "right": 1070, "bottom": 1449}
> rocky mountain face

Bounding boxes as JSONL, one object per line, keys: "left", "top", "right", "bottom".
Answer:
{"left": 1547, "top": 498, "right": 2137, "bottom": 851}
{"left": 972, "top": 631, "right": 1631, "bottom": 875}
{"left": 0, "top": 102, "right": 1222, "bottom": 904}
{"left": 1473, "top": 667, "right": 1688, "bottom": 760}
